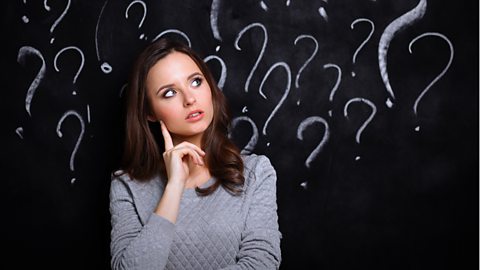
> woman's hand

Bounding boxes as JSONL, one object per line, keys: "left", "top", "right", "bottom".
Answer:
{"left": 160, "top": 121, "right": 205, "bottom": 188}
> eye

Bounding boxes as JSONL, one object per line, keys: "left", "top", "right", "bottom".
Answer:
{"left": 191, "top": 77, "right": 203, "bottom": 87}
{"left": 162, "top": 88, "right": 176, "bottom": 98}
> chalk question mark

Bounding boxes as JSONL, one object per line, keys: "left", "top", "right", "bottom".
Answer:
{"left": 54, "top": 46, "right": 85, "bottom": 95}
{"left": 21, "top": 0, "right": 29, "bottom": 23}
{"left": 56, "top": 110, "right": 85, "bottom": 184}
{"left": 229, "top": 116, "right": 259, "bottom": 154}
{"left": 297, "top": 116, "right": 330, "bottom": 168}
{"left": 297, "top": 116, "right": 330, "bottom": 189}
{"left": 379, "top": 0, "right": 427, "bottom": 108}
{"left": 323, "top": 63, "right": 342, "bottom": 117}
{"left": 293, "top": 34, "right": 319, "bottom": 105}
{"left": 210, "top": 0, "right": 222, "bottom": 42}
{"left": 350, "top": 18, "right": 374, "bottom": 77}
{"left": 152, "top": 29, "right": 192, "bottom": 47}
{"left": 259, "top": 62, "right": 292, "bottom": 139}
{"left": 235, "top": 23, "right": 268, "bottom": 93}
{"left": 16, "top": 46, "right": 46, "bottom": 138}
{"left": 44, "top": 0, "right": 71, "bottom": 43}
{"left": 204, "top": 55, "right": 227, "bottom": 90}
{"left": 125, "top": 0, "right": 147, "bottom": 40}
{"left": 408, "top": 32, "right": 453, "bottom": 131}
{"left": 343, "top": 97, "right": 377, "bottom": 160}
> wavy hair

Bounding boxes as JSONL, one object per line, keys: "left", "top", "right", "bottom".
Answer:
{"left": 117, "top": 38, "right": 244, "bottom": 196}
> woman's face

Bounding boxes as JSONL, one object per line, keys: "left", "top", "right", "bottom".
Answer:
{"left": 146, "top": 51, "right": 214, "bottom": 144}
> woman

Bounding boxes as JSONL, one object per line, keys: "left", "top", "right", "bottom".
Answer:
{"left": 109, "top": 38, "right": 282, "bottom": 269}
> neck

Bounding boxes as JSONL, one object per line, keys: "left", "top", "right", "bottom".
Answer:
{"left": 172, "top": 133, "right": 203, "bottom": 148}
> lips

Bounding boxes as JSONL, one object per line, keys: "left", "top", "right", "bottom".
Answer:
{"left": 186, "top": 110, "right": 204, "bottom": 120}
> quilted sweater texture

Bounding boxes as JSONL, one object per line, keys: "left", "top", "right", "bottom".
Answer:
{"left": 110, "top": 154, "right": 282, "bottom": 269}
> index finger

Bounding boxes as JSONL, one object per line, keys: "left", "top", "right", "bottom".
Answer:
{"left": 160, "top": 120, "right": 174, "bottom": 150}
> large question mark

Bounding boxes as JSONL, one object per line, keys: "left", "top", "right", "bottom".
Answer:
{"left": 16, "top": 46, "right": 46, "bottom": 139}
{"left": 229, "top": 116, "right": 259, "bottom": 154}
{"left": 293, "top": 34, "right": 319, "bottom": 105}
{"left": 56, "top": 110, "right": 85, "bottom": 184}
{"left": 152, "top": 29, "right": 191, "bottom": 47}
{"left": 125, "top": 0, "right": 147, "bottom": 40}
{"left": 234, "top": 23, "right": 268, "bottom": 93}
{"left": 408, "top": 32, "right": 453, "bottom": 131}
{"left": 259, "top": 62, "right": 292, "bottom": 138}
{"left": 44, "top": 0, "right": 71, "bottom": 44}
{"left": 54, "top": 46, "right": 85, "bottom": 95}
{"left": 343, "top": 97, "right": 377, "bottom": 160}
{"left": 350, "top": 18, "right": 374, "bottom": 77}
{"left": 323, "top": 63, "right": 342, "bottom": 117}
{"left": 210, "top": 0, "right": 222, "bottom": 42}
{"left": 204, "top": 55, "right": 227, "bottom": 90}
{"left": 379, "top": 0, "right": 427, "bottom": 108}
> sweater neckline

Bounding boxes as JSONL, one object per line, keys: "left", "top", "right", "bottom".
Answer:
{"left": 182, "top": 177, "right": 216, "bottom": 198}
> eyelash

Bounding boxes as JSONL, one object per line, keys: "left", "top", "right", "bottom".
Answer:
{"left": 160, "top": 77, "right": 203, "bottom": 98}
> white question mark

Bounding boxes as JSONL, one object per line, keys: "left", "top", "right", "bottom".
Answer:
{"left": 293, "top": 34, "right": 319, "bottom": 105}
{"left": 56, "top": 110, "right": 85, "bottom": 184}
{"left": 378, "top": 0, "right": 427, "bottom": 108}
{"left": 210, "top": 0, "right": 222, "bottom": 42}
{"left": 21, "top": 0, "right": 29, "bottom": 23}
{"left": 125, "top": 0, "right": 147, "bottom": 40}
{"left": 17, "top": 46, "right": 46, "bottom": 117}
{"left": 204, "top": 55, "right": 227, "bottom": 90}
{"left": 152, "top": 29, "right": 192, "bottom": 47}
{"left": 95, "top": 0, "right": 113, "bottom": 74}
{"left": 323, "top": 63, "right": 342, "bottom": 117}
{"left": 297, "top": 116, "right": 330, "bottom": 169}
{"left": 230, "top": 116, "right": 259, "bottom": 154}
{"left": 54, "top": 46, "right": 85, "bottom": 95}
{"left": 235, "top": 22, "right": 268, "bottom": 93}
{"left": 16, "top": 46, "right": 46, "bottom": 139}
{"left": 343, "top": 97, "right": 377, "bottom": 160}
{"left": 259, "top": 62, "right": 292, "bottom": 137}
{"left": 408, "top": 32, "right": 453, "bottom": 131}
{"left": 350, "top": 18, "right": 374, "bottom": 77}
{"left": 44, "top": 0, "right": 71, "bottom": 43}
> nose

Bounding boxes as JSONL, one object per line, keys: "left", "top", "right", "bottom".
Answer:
{"left": 183, "top": 89, "right": 196, "bottom": 107}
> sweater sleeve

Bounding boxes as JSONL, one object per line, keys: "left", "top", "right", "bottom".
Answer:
{"left": 221, "top": 155, "right": 282, "bottom": 269}
{"left": 109, "top": 176, "right": 175, "bottom": 270}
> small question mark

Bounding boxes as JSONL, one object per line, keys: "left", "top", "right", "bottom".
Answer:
{"left": 95, "top": 0, "right": 113, "bottom": 74}
{"left": 204, "top": 55, "right": 227, "bottom": 90}
{"left": 44, "top": 0, "right": 71, "bottom": 43}
{"left": 293, "top": 34, "right": 319, "bottom": 105}
{"left": 21, "top": 0, "right": 29, "bottom": 23}
{"left": 235, "top": 23, "right": 268, "bottom": 93}
{"left": 259, "top": 62, "right": 292, "bottom": 138}
{"left": 343, "top": 97, "right": 377, "bottom": 160}
{"left": 350, "top": 18, "right": 374, "bottom": 77}
{"left": 125, "top": 0, "right": 147, "bottom": 40}
{"left": 323, "top": 63, "right": 342, "bottom": 117}
{"left": 408, "top": 32, "right": 454, "bottom": 132}
{"left": 54, "top": 46, "right": 85, "bottom": 95}
{"left": 56, "top": 110, "right": 85, "bottom": 184}
{"left": 229, "top": 116, "right": 259, "bottom": 154}
{"left": 297, "top": 116, "right": 330, "bottom": 190}
{"left": 297, "top": 116, "right": 330, "bottom": 169}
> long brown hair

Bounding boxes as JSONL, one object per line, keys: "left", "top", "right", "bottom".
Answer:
{"left": 118, "top": 38, "right": 244, "bottom": 196}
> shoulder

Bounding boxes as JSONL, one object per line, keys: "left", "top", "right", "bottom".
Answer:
{"left": 110, "top": 170, "right": 165, "bottom": 225}
{"left": 241, "top": 154, "right": 277, "bottom": 192}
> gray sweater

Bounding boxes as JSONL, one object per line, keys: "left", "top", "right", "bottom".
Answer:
{"left": 110, "top": 154, "right": 282, "bottom": 269}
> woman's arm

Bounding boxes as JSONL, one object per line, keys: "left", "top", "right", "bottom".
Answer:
{"left": 222, "top": 155, "right": 282, "bottom": 269}
{"left": 110, "top": 177, "right": 175, "bottom": 270}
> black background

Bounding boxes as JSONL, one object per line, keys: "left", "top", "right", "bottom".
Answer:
{"left": 3, "top": 0, "right": 478, "bottom": 269}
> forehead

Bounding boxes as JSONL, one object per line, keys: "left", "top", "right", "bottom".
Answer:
{"left": 148, "top": 51, "right": 201, "bottom": 80}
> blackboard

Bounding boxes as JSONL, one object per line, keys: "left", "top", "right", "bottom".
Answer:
{"left": 3, "top": 0, "right": 478, "bottom": 269}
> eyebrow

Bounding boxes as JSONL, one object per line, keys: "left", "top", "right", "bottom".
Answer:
{"left": 155, "top": 72, "right": 204, "bottom": 95}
